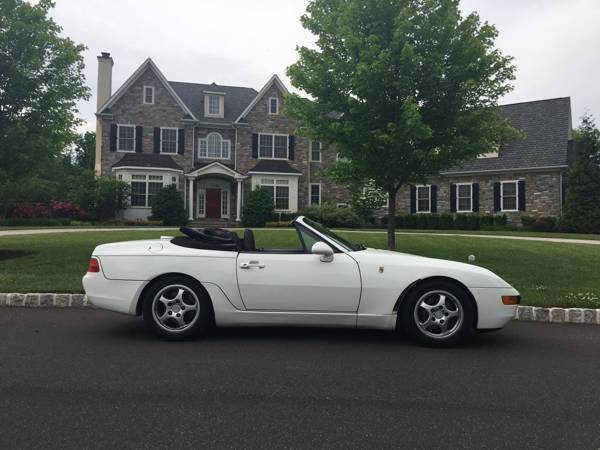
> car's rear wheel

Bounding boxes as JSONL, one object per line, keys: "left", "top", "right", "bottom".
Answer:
{"left": 399, "top": 280, "right": 474, "bottom": 347}
{"left": 142, "top": 276, "right": 213, "bottom": 340}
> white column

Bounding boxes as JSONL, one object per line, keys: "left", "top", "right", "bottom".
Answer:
{"left": 236, "top": 179, "right": 242, "bottom": 222}
{"left": 188, "top": 178, "right": 194, "bottom": 221}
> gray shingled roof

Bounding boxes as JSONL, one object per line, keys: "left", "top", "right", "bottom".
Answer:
{"left": 247, "top": 160, "right": 302, "bottom": 174}
{"left": 112, "top": 153, "right": 183, "bottom": 171}
{"left": 443, "top": 97, "right": 572, "bottom": 174}
{"left": 169, "top": 81, "right": 257, "bottom": 124}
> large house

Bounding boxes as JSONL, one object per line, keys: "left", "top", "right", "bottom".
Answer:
{"left": 94, "top": 53, "right": 573, "bottom": 224}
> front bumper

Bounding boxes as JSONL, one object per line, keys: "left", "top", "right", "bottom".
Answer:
{"left": 471, "top": 287, "right": 520, "bottom": 329}
{"left": 82, "top": 271, "right": 146, "bottom": 315}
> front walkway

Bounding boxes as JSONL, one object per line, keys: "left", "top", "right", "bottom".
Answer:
{"left": 1, "top": 226, "right": 600, "bottom": 245}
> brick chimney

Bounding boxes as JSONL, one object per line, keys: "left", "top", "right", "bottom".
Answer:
{"left": 97, "top": 52, "right": 113, "bottom": 109}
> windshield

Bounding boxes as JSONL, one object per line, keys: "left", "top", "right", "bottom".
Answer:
{"left": 302, "top": 217, "right": 365, "bottom": 252}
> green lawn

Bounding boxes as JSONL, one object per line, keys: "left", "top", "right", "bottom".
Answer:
{"left": 1, "top": 228, "right": 599, "bottom": 309}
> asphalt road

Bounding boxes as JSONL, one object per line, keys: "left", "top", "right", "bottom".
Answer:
{"left": 1, "top": 309, "right": 600, "bottom": 449}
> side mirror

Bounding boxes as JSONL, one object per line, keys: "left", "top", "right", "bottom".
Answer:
{"left": 311, "top": 241, "right": 334, "bottom": 263}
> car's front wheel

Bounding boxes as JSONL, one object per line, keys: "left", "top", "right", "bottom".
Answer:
{"left": 142, "top": 276, "right": 213, "bottom": 340}
{"left": 399, "top": 280, "right": 474, "bottom": 347}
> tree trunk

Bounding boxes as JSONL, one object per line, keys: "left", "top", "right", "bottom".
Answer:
{"left": 387, "top": 188, "right": 397, "bottom": 250}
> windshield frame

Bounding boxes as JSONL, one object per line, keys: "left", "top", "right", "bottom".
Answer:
{"left": 295, "top": 216, "right": 364, "bottom": 252}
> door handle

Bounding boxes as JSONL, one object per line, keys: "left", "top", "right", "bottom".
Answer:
{"left": 239, "top": 261, "right": 266, "bottom": 269}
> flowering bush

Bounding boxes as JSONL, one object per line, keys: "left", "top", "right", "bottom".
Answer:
{"left": 10, "top": 201, "right": 89, "bottom": 220}
{"left": 10, "top": 203, "right": 50, "bottom": 218}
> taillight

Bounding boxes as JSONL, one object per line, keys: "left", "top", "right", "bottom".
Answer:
{"left": 87, "top": 258, "right": 100, "bottom": 273}
{"left": 502, "top": 295, "right": 520, "bottom": 305}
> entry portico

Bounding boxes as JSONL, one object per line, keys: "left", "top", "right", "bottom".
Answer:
{"left": 185, "top": 162, "right": 246, "bottom": 222}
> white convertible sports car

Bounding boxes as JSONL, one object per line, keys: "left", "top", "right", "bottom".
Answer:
{"left": 83, "top": 216, "right": 519, "bottom": 346}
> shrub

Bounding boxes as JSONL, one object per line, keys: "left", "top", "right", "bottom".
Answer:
{"left": 265, "top": 221, "right": 293, "bottom": 228}
{"left": 493, "top": 214, "right": 508, "bottom": 228}
{"left": 521, "top": 216, "right": 536, "bottom": 229}
{"left": 0, "top": 217, "right": 71, "bottom": 226}
{"left": 532, "top": 216, "right": 557, "bottom": 232}
{"left": 242, "top": 187, "right": 274, "bottom": 227}
{"left": 439, "top": 214, "right": 454, "bottom": 229}
{"left": 465, "top": 214, "right": 480, "bottom": 230}
{"left": 150, "top": 185, "right": 186, "bottom": 226}
{"left": 94, "top": 178, "right": 130, "bottom": 221}
{"left": 300, "top": 203, "right": 361, "bottom": 228}
{"left": 480, "top": 215, "right": 495, "bottom": 228}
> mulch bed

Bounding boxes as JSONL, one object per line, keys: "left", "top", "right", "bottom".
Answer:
{"left": 0, "top": 250, "right": 35, "bottom": 261}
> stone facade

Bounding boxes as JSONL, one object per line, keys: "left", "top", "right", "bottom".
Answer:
{"left": 393, "top": 170, "right": 563, "bottom": 222}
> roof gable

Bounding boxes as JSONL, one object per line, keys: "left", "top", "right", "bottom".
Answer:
{"left": 234, "top": 74, "right": 289, "bottom": 123}
{"left": 97, "top": 58, "right": 196, "bottom": 120}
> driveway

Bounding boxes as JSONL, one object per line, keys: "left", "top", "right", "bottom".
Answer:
{"left": 1, "top": 308, "right": 599, "bottom": 448}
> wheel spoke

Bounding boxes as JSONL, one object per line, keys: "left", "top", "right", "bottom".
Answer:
{"left": 434, "top": 294, "right": 446, "bottom": 308}
{"left": 173, "top": 288, "right": 185, "bottom": 302}
{"left": 438, "top": 321, "right": 449, "bottom": 333}
{"left": 446, "top": 309, "right": 459, "bottom": 319}
{"left": 419, "top": 302, "right": 434, "bottom": 312}
{"left": 158, "top": 295, "right": 171, "bottom": 306}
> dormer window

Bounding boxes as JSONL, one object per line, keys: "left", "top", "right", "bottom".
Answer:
{"left": 204, "top": 92, "right": 225, "bottom": 118}
{"left": 143, "top": 86, "right": 154, "bottom": 104}
{"left": 478, "top": 145, "right": 500, "bottom": 159}
{"left": 269, "top": 97, "right": 279, "bottom": 115}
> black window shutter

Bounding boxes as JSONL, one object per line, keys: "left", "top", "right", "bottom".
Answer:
{"left": 135, "top": 126, "right": 143, "bottom": 152}
{"left": 473, "top": 183, "right": 480, "bottom": 212}
{"left": 153, "top": 128, "right": 160, "bottom": 153}
{"left": 518, "top": 180, "right": 526, "bottom": 211}
{"left": 450, "top": 184, "right": 457, "bottom": 212}
{"left": 109, "top": 124, "right": 117, "bottom": 151}
{"left": 431, "top": 185, "right": 437, "bottom": 213}
{"left": 252, "top": 134, "right": 258, "bottom": 158}
{"left": 178, "top": 129, "right": 185, "bottom": 155}
{"left": 493, "top": 182, "right": 501, "bottom": 212}
{"left": 288, "top": 135, "right": 295, "bottom": 160}
{"left": 410, "top": 186, "right": 416, "bottom": 214}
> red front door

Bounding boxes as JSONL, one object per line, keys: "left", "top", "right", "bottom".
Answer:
{"left": 206, "top": 188, "right": 221, "bottom": 218}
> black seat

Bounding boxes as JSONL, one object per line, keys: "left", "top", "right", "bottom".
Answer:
{"left": 243, "top": 229, "right": 256, "bottom": 251}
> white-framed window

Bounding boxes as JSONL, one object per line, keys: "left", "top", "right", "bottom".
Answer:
{"left": 205, "top": 94, "right": 224, "bottom": 117}
{"left": 258, "top": 133, "right": 288, "bottom": 159}
{"left": 130, "top": 174, "right": 163, "bottom": 207}
{"left": 117, "top": 124, "right": 135, "bottom": 152}
{"left": 198, "top": 132, "right": 230, "bottom": 159}
{"left": 501, "top": 180, "right": 519, "bottom": 211}
{"left": 456, "top": 183, "right": 473, "bottom": 213}
{"left": 310, "top": 141, "right": 321, "bottom": 162}
{"left": 269, "top": 97, "right": 279, "bottom": 115}
{"left": 160, "top": 127, "right": 178, "bottom": 154}
{"left": 259, "top": 178, "right": 290, "bottom": 211}
{"left": 416, "top": 185, "right": 431, "bottom": 213}
{"left": 310, "top": 183, "right": 321, "bottom": 206}
{"left": 143, "top": 86, "right": 154, "bottom": 104}
{"left": 197, "top": 189, "right": 205, "bottom": 217}
{"left": 221, "top": 190, "right": 229, "bottom": 216}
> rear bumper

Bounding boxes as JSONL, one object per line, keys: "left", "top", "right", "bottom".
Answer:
{"left": 471, "top": 287, "right": 519, "bottom": 329}
{"left": 82, "top": 272, "right": 146, "bottom": 315}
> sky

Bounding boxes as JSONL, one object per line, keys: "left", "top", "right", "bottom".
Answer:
{"left": 48, "top": 0, "right": 600, "bottom": 132}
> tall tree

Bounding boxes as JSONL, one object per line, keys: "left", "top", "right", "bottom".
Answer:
{"left": 71, "top": 131, "right": 96, "bottom": 170}
{"left": 0, "top": 0, "right": 89, "bottom": 213}
{"left": 561, "top": 114, "right": 600, "bottom": 233}
{"left": 286, "top": 0, "right": 519, "bottom": 249}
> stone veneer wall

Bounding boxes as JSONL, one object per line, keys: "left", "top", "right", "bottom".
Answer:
{"left": 100, "top": 67, "right": 194, "bottom": 197}
{"left": 391, "top": 170, "right": 563, "bottom": 222}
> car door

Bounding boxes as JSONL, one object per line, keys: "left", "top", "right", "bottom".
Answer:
{"left": 236, "top": 250, "right": 361, "bottom": 312}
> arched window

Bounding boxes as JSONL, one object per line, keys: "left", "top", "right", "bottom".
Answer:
{"left": 198, "top": 132, "right": 230, "bottom": 159}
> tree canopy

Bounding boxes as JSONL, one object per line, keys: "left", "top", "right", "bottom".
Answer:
{"left": 0, "top": 0, "right": 89, "bottom": 213}
{"left": 561, "top": 114, "right": 600, "bottom": 233}
{"left": 285, "top": 0, "right": 519, "bottom": 248}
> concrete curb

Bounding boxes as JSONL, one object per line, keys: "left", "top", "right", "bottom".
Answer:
{"left": 0, "top": 293, "right": 95, "bottom": 308}
{"left": 1, "top": 294, "right": 599, "bottom": 325}
{"left": 514, "top": 306, "right": 600, "bottom": 325}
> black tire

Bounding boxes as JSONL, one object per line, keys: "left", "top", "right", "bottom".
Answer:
{"left": 142, "top": 275, "right": 213, "bottom": 341}
{"left": 399, "top": 280, "right": 475, "bottom": 347}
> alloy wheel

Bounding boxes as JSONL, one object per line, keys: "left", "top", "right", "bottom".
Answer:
{"left": 413, "top": 290, "right": 464, "bottom": 339}
{"left": 152, "top": 284, "right": 200, "bottom": 333}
